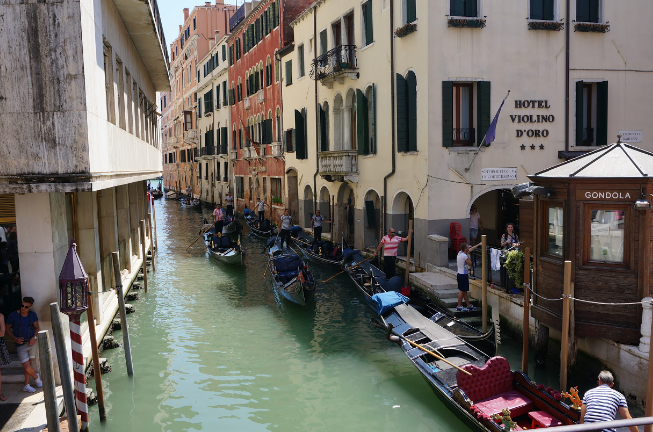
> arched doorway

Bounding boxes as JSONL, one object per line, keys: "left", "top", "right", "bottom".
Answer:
{"left": 319, "top": 186, "right": 332, "bottom": 237}
{"left": 363, "top": 189, "right": 382, "bottom": 250}
{"left": 286, "top": 169, "right": 299, "bottom": 223}
{"left": 337, "top": 183, "right": 355, "bottom": 244}
{"left": 302, "top": 184, "right": 314, "bottom": 227}
{"left": 468, "top": 188, "right": 520, "bottom": 247}
{"left": 391, "top": 191, "right": 414, "bottom": 256}
{"left": 344, "top": 89, "right": 357, "bottom": 151}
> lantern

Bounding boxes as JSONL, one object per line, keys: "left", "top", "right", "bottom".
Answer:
{"left": 58, "top": 239, "right": 88, "bottom": 316}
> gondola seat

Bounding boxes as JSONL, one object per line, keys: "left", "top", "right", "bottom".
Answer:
{"left": 456, "top": 356, "right": 534, "bottom": 418}
{"left": 274, "top": 256, "right": 302, "bottom": 279}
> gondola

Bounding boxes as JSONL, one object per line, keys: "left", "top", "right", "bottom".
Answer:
{"left": 342, "top": 249, "right": 496, "bottom": 349}
{"left": 266, "top": 236, "right": 314, "bottom": 306}
{"left": 222, "top": 217, "right": 241, "bottom": 234}
{"left": 165, "top": 191, "right": 178, "bottom": 200}
{"left": 204, "top": 232, "right": 243, "bottom": 265}
{"left": 291, "top": 228, "right": 344, "bottom": 267}
{"left": 371, "top": 306, "right": 580, "bottom": 432}
{"left": 244, "top": 212, "right": 276, "bottom": 238}
{"left": 181, "top": 198, "right": 200, "bottom": 207}
{"left": 151, "top": 189, "right": 163, "bottom": 199}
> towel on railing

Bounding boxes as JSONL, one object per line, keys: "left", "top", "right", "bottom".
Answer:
{"left": 491, "top": 248, "right": 501, "bottom": 271}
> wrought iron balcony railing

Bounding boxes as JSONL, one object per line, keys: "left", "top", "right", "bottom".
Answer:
{"left": 200, "top": 146, "right": 215, "bottom": 156}
{"left": 310, "top": 45, "right": 357, "bottom": 81}
{"left": 583, "top": 127, "right": 595, "bottom": 145}
{"left": 453, "top": 128, "right": 476, "bottom": 145}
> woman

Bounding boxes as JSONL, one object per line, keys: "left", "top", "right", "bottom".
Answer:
{"left": 0, "top": 313, "right": 12, "bottom": 401}
{"left": 500, "top": 223, "right": 520, "bottom": 250}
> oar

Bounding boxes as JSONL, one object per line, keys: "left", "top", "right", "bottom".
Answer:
{"left": 321, "top": 255, "right": 374, "bottom": 283}
{"left": 292, "top": 236, "right": 311, "bottom": 246}
{"left": 369, "top": 319, "right": 472, "bottom": 376}
{"left": 187, "top": 224, "right": 215, "bottom": 251}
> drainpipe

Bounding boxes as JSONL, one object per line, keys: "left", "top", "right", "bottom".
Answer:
{"left": 313, "top": 6, "right": 319, "bottom": 218}
{"left": 564, "top": 0, "right": 570, "bottom": 153}
{"left": 382, "top": 0, "right": 396, "bottom": 234}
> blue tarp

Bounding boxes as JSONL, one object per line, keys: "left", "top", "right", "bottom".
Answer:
{"left": 370, "top": 292, "right": 410, "bottom": 315}
{"left": 244, "top": 207, "right": 251, "bottom": 216}
{"left": 289, "top": 225, "right": 303, "bottom": 234}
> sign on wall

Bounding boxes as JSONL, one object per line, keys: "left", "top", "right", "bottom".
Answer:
{"left": 481, "top": 168, "right": 518, "bottom": 181}
{"left": 618, "top": 131, "right": 642, "bottom": 143}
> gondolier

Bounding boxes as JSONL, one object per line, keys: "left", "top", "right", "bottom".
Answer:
{"left": 373, "top": 228, "right": 412, "bottom": 279}
{"left": 256, "top": 198, "right": 267, "bottom": 223}
{"left": 213, "top": 203, "right": 225, "bottom": 235}
{"left": 457, "top": 243, "right": 481, "bottom": 311}
{"left": 311, "top": 210, "right": 330, "bottom": 244}
{"left": 279, "top": 209, "right": 292, "bottom": 249}
{"left": 225, "top": 192, "right": 234, "bottom": 216}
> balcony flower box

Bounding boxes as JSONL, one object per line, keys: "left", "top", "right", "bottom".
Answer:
{"left": 395, "top": 22, "right": 417, "bottom": 38}
{"left": 448, "top": 17, "right": 486, "bottom": 28}
{"left": 574, "top": 22, "right": 610, "bottom": 33}
{"left": 528, "top": 20, "right": 564, "bottom": 31}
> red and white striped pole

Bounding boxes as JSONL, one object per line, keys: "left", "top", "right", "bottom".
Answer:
{"left": 69, "top": 316, "right": 89, "bottom": 432}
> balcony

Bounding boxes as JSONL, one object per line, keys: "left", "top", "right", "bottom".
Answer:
{"left": 258, "top": 90, "right": 265, "bottom": 104}
{"left": 184, "top": 129, "right": 199, "bottom": 144}
{"left": 453, "top": 128, "right": 476, "bottom": 146}
{"left": 200, "top": 146, "right": 215, "bottom": 157}
{"left": 318, "top": 150, "right": 358, "bottom": 182}
{"left": 244, "top": 97, "right": 251, "bottom": 110}
{"left": 310, "top": 45, "right": 358, "bottom": 88}
{"left": 270, "top": 142, "right": 283, "bottom": 157}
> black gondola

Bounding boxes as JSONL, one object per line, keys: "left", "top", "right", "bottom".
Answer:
{"left": 266, "top": 237, "right": 315, "bottom": 306}
{"left": 372, "top": 305, "right": 580, "bottom": 432}
{"left": 291, "top": 229, "right": 344, "bottom": 267}
{"left": 204, "top": 232, "right": 243, "bottom": 265}
{"left": 245, "top": 212, "right": 276, "bottom": 238}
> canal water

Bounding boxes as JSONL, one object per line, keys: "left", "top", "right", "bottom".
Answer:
{"left": 88, "top": 195, "right": 566, "bottom": 432}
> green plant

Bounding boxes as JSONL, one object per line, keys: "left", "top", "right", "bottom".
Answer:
{"left": 504, "top": 250, "right": 525, "bottom": 288}
{"left": 272, "top": 196, "right": 282, "bottom": 205}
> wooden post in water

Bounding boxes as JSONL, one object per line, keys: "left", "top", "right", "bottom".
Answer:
{"left": 49, "top": 303, "right": 79, "bottom": 432}
{"left": 149, "top": 209, "right": 156, "bottom": 272}
{"left": 560, "top": 260, "right": 572, "bottom": 392}
{"left": 112, "top": 252, "right": 134, "bottom": 375}
{"left": 645, "top": 298, "right": 653, "bottom": 432}
{"left": 37, "top": 331, "right": 61, "bottom": 432}
{"left": 140, "top": 219, "right": 148, "bottom": 292}
{"left": 481, "top": 235, "right": 488, "bottom": 332}
{"left": 522, "top": 247, "right": 531, "bottom": 373}
{"left": 152, "top": 201, "right": 158, "bottom": 251}
{"left": 86, "top": 285, "right": 106, "bottom": 420}
{"left": 404, "top": 220, "right": 413, "bottom": 287}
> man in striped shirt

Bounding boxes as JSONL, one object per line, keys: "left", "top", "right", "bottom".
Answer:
{"left": 581, "top": 371, "right": 638, "bottom": 432}
{"left": 374, "top": 227, "right": 413, "bottom": 279}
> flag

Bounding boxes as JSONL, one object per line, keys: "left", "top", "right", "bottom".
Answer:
{"left": 484, "top": 97, "right": 507, "bottom": 146}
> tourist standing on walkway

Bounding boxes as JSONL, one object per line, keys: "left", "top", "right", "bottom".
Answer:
{"left": 0, "top": 312, "right": 13, "bottom": 400}
{"left": 374, "top": 228, "right": 413, "bottom": 279}
{"left": 581, "top": 371, "right": 638, "bottom": 432}
{"left": 457, "top": 243, "right": 481, "bottom": 311}
{"left": 469, "top": 205, "right": 483, "bottom": 245}
{"left": 6, "top": 297, "right": 42, "bottom": 393}
{"left": 311, "top": 210, "right": 330, "bottom": 244}
{"left": 213, "top": 203, "right": 225, "bottom": 235}
{"left": 279, "top": 209, "right": 292, "bottom": 249}
{"left": 225, "top": 192, "right": 234, "bottom": 217}
{"left": 256, "top": 198, "right": 267, "bottom": 222}
{"left": 501, "top": 223, "right": 520, "bottom": 249}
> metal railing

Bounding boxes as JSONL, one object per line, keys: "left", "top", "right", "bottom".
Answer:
{"left": 310, "top": 45, "right": 357, "bottom": 81}
{"left": 583, "top": 127, "right": 595, "bottom": 145}
{"left": 200, "top": 146, "right": 215, "bottom": 156}
{"left": 220, "top": 143, "right": 228, "bottom": 155}
{"left": 551, "top": 417, "right": 653, "bottom": 431}
{"left": 453, "top": 127, "right": 476, "bottom": 145}
{"left": 318, "top": 150, "right": 358, "bottom": 175}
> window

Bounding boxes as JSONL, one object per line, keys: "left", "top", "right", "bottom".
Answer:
{"left": 294, "top": 109, "right": 306, "bottom": 159}
{"left": 575, "top": 81, "right": 607, "bottom": 147}
{"left": 198, "top": 97, "right": 202, "bottom": 117}
{"left": 275, "top": 56, "right": 280, "bottom": 82}
{"left": 319, "top": 102, "right": 330, "bottom": 151}
{"left": 397, "top": 73, "right": 417, "bottom": 152}
{"left": 285, "top": 60, "right": 293, "bottom": 86}
{"left": 441, "top": 81, "right": 490, "bottom": 148}
{"left": 216, "top": 161, "right": 220, "bottom": 181}
{"left": 530, "top": 0, "right": 555, "bottom": 20}
{"left": 271, "top": 178, "right": 282, "bottom": 204}
{"left": 276, "top": 108, "right": 281, "bottom": 142}
{"left": 356, "top": 88, "right": 374, "bottom": 155}
{"left": 229, "top": 45, "right": 234, "bottom": 65}
{"left": 236, "top": 177, "right": 245, "bottom": 198}
{"left": 450, "top": 0, "right": 477, "bottom": 17}
{"left": 223, "top": 162, "right": 228, "bottom": 182}
{"left": 236, "top": 38, "right": 241, "bottom": 61}
{"left": 115, "top": 57, "right": 125, "bottom": 129}
{"left": 365, "top": 86, "right": 376, "bottom": 154}
{"left": 298, "top": 45, "right": 305, "bottom": 78}
{"left": 204, "top": 162, "right": 208, "bottom": 180}
{"left": 547, "top": 205, "right": 564, "bottom": 257}
{"left": 588, "top": 208, "right": 625, "bottom": 264}
{"left": 216, "top": 84, "right": 221, "bottom": 109}
{"left": 193, "top": 17, "right": 196, "bottom": 30}
{"left": 103, "top": 40, "right": 115, "bottom": 125}
{"left": 125, "top": 69, "right": 133, "bottom": 133}
{"left": 405, "top": 0, "right": 417, "bottom": 23}
{"left": 362, "top": 1, "right": 374, "bottom": 46}
{"left": 319, "top": 30, "right": 328, "bottom": 54}
{"left": 248, "top": 177, "right": 253, "bottom": 201}
{"left": 222, "top": 45, "right": 227, "bottom": 61}
{"left": 344, "top": 12, "right": 355, "bottom": 45}
{"left": 576, "top": 0, "right": 600, "bottom": 23}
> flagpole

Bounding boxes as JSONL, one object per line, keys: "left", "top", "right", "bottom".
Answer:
{"left": 464, "top": 90, "right": 510, "bottom": 172}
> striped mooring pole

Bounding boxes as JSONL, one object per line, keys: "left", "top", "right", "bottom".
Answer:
{"left": 69, "top": 316, "right": 89, "bottom": 431}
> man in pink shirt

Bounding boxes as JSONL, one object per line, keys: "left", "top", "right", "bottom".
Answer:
{"left": 213, "top": 203, "right": 225, "bottom": 235}
{"left": 373, "top": 227, "right": 413, "bottom": 279}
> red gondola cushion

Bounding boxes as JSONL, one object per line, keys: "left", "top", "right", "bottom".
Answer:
{"left": 474, "top": 390, "right": 534, "bottom": 418}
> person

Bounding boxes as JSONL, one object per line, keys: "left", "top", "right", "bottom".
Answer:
{"left": 0, "top": 312, "right": 12, "bottom": 401}
{"left": 186, "top": 185, "right": 192, "bottom": 198}
{"left": 311, "top": 210, "right": 331, "bottom": 244}
{"left": 225, "top": 192, "right": 234, "bottom": 217}
{"left": 213, "top": 203, "right": 225, "bottom": 235}
{"left": 500, "top": 223, "right": 520, "bottom": 250}
{"left": 469, "top": 205, "right": 483, "bottom": 245}
{"left": 6, "top": 297, "right": 42, "bottom": 393}
{"left": 456, "top": 243, "right": 481, "bottom": 311}
{"left": 374, "top": 227, "right": 413, "bottom": 279}
{"left": 256, "top": 198, "right": 267, "bottom": 223}
{"left": 580, "top": 371, "right": 639, "bottom": 432}
{"left": 279, "top": 209, "right": 292, "bottom": 249}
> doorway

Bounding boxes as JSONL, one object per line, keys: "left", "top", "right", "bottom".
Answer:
{"left": 287, "top": 169, "right": 299, "bottom": 223}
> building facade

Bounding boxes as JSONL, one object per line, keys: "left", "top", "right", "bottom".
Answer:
{"left": 162, "top": 1, "right": 238, "bottom": 197}
{"left": 197, "top": 35, "right": 233, "bottom": 205}
{"left": 283, "top": 0, "right": 653, "bottom": 266}
{"left": 0, "top": 0, "right": 169, "bottom": 374}
{"left": 227, "top": 0, "right": 312, "bottom": 222}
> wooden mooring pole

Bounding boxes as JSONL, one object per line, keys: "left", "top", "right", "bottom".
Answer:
{"left": 140, "top": 220, "right": 148, "bottom": 292}
{"left": 481, "top": 235, "right": 488, "bottom": 332}
{"left": 86, "top": 284, "right": 106, "bottom": 420}
{"left": 646, "top": 301, "right": 653, "bottom": 432}
{"left": 149, "top": 208, "right": 156, "bottom": 272}
{"left": 522, "top": 247, "right": 531, "bottom": 373}
{"left": 560, "top": 260, "right": 572, "bottom": 392}
{"left": 37, "top": 331, "right": 60, "bottom": 432}
{"left": 112, "top": 251, "right": 134, "bottom": 375}
{"left": 404, "top": 220, "right": 413, "bottom": 287}
{"left": 152, "top": 200, "right": 158, "bottom": 251}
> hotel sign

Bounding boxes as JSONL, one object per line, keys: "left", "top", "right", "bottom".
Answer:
{"left": 481, "top": 168, "right": 518, "bottom": 181}
{"left": 618, "top": 131, "right": 642, "bottom": 143}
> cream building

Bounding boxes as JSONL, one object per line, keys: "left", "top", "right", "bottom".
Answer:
{"left": 283, "top": 0, "right": 653, "bottom": 266}
{"left": 197, "top": 35, "right": 233, "bottom": 205}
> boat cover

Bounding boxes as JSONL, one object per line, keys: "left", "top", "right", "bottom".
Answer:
{"left": 370, "top": 292, "right": 410, "bottom": 314}
{"left": 274, "top": 255, "right": 302, "bottom": 278}
{"left": 377, "top": 275, "right": 403, "bottom": 293}
{"left": 289, "top": 225, "right": 303, "bottom": 234}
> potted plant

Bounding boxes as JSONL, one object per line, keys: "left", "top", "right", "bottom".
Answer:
{"left": 504, "top": 250, "right": 525, "bottom": 288}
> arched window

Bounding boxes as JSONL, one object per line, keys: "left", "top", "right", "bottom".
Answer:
{"left": 333, "top": 94, "right": 343, "bottom": 151}
{"left": 319, "top": 101, "right": 330, "bottom": 151}
{"left": 397, "top": 71, "right": 417, "bottom": 152}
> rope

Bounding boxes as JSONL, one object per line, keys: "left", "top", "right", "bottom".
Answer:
{"left": 527, "top": 286, "right": 650, "bottom": 306}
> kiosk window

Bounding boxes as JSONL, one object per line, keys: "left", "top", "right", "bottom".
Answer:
{"left": 589, "top": 209, "right": 624, "bottom": 263}
{"left": 547, "top": 206, "right": 564, "bottom": 257}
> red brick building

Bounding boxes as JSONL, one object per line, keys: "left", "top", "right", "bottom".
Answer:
{"left": 227, "top": 0, "right": 311, "bottom": 222}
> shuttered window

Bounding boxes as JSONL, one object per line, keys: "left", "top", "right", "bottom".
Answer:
{"left": 357, "top": 89, "right": 369, "bottom": 155}
{"left": 576, "top": 80, "right": 608, "bottom": 146}
{"left": 294, "top": 110, "right": 306, "bottom": 159}
{"left": 198, "top": 97, "right": 202, "bottom": 118}
{"left": 319, "top": 104, "right": 328, "bottom": 152}
{"left": 442, "top": 81, "right": 454, "bottom": 147}
{"left": 450, "top": 0, "right": 477, "bottom": 17}
{"left": 576, "top": 0, "right": 600, "bottom": 23}
{"left": 0, "top": 195, "right": 16, "bottom": 224}
{"left": 477, "top": 81, "right": 491, "bottom": 146}
{"left": 530, "top": 0, "right": 555, "bottom": 20}
{"left": 365, "top": 200, "right": 376, "bottom": 228}
{"left": 229, "top": 45, "right": 234, "bottom": 65}
{"left": 406, "top": 72, "right": 417, "bottom": 152}
{"left": 362, "top": 1, "right": 374, "bottom": 46}
{"left": 216, "top": 84, "right": 221, "bottom": 109}
{"left": 222, "top": 45, "right": 226, "bottom": 61}
{"left": 320, "top": 30, "right": 328, "bottom": 55}
{"left": 406, "top": 0, "right": 417, "bottom": 24}
{"left": 221, "top": 127, "right": 228, "bottom": 154}
{"left": 298, "top": 45, "right": 305, "bottom": 78}
{"left": 396, "top": 74, "right": 408, "bottom": 152}
{"left": 370, "top": 84, "right": 377, "bottom": 154}
{"left": 285, "top": 60, "right": 293, "bottom": 86}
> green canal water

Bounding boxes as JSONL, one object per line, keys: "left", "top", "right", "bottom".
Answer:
{"left": 88, "top": 196, "right": 567, "bottom": 432}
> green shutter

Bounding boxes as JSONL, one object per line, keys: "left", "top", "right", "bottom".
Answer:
{"left": 407, "top": 72, "right": 417, "bottom": 152}
{"left": 357, "top": 89, "right": 369, "bottom": 155}
{"left": 407, "top": 0, "right": 417, "bottom": 23}
{"left": 319, "top": 104, "right": 327, "bottom": 151}
{"left": 276, "top": 0, "right": 280, "bottom": 27}
{"left": 465, "top": 0, "right": 477, "bottom": 17}
{"left": 263, "top": 119, "right": 272, "bottom": 144}
{"left": 286, "top": 61, "right": 292, "bottom": 85}
{"left": 365, "top": 200, "right": 376, "bottom": 228}
{"left": 223, "top": 81, "right": 227, "bottom": 104}
{"left": 442, "top": 81, "right": 454, "bottom": 147}
{"left": 543, "top": 0, "right": 554, "bottom": 20}
{"left": 222, "top": 127, "right": 228, "bottom": 153}
{"left": 589, "top": 0, "right": 600, "bottom": 22}
{"left": 222, "top": 45, "right": 226, "bottom": 61}
{"left": 396, "top": 74, "right": 408, "bottom": 152}
{"left": 477, "top": 81, "right": 491, "bottom": 146}
{"left": 320, "top": 30, "right": 327, "bottom": 54}
{"left": 371, "top": 84, "right": 376, "bottom": 154}
{"left": 576, "top": 0, "right": 590, "bottom": 22}
{"left": 450, "top": 0, "right": 463, "bottom": 17}
{"left": 295, "top": 110, "right": 305, "bottom": 159}
{"left": 575, "top": 80, "right": 584, "bottom": 146}
{"left": 530, "top": 0, "right": 543, "bottom": 19}
{"left": 198, "top": 97, "right": 202, "bottom": 117}
{"left": 364, "top": 1, "right": 374, "bottom": 46}
{"left": 216, "top": 126, "right": 221, "bottom": 152}
{"left": 597, "top": 81, "right": 608, "bottom": 146}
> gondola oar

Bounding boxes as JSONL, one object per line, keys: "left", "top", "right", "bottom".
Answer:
{"left": 187, "top": 224, "right": 216, "bottom": 251}
{"left": 264, "top": 228, "right": 283, "bottom": 277}
{"left": 370, "top": 318, "right": 472, "bottom": 376}
{"left": 321, "top": 256, "right": 374, "bottom": 283}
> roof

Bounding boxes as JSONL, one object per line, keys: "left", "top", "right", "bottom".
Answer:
{"left": 533, "top": 141, "right": 653, "bottom": 179}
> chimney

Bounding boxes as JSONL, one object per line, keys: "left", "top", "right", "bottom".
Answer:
{"left": 205, "top": 2, "right": 211, "bottom": 6}
{"left": 215, "top": 30, "right": 220, "bottom": 40}
{"left": 215, "top": 0, "right": 224, "bottom": 4}
{"left": 183, "top": 8, "right": 189, "bottom": 21}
